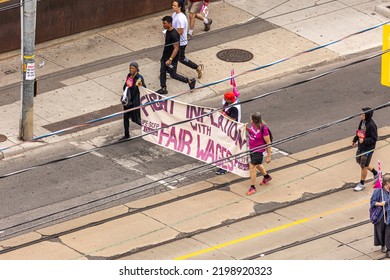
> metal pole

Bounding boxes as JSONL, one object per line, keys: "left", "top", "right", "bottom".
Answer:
{"left": 19, "top": 0, "right": 24, "bottom": 137}
{"left": 19, "top": 0, "right": 37, "bottom": 140}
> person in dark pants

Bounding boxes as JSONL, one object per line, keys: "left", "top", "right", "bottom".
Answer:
{"left": 157, "top": 15, "right": 196, "bottom": 95}
{"left": 215, "top": 92, "right": 241, "bottom": 175}
{"left": 370, "top": 175, "right": 390, "bottom": 257}
{"left": 119, "top": 61, "right": 146, "bottom": 141}
{"left": 352, "top": 107, "right": 378, "bottom": 191}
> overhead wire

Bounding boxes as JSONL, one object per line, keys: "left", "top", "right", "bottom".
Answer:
{"left": 1, "top": 4, "right": 389, "bottom": 94}
{"left": 1, "top": 50, "right": 389, "bottom": 180}
{"left": 1, "top": 1, "right": 390, "bottom": 237}
{"left": 1, "top": 22, "right": 390, "bottom": 152}
{"left": 0, "top": 0, "right": 22, "bottom": 12}
{"left": 0, "top": 0, "right": 46, "bottom": 13}
{"left": 1, "top": 107, "right": 388, "bottom": 238}
{"left": 0, "top": 52, "right": 389, "bottom": 240}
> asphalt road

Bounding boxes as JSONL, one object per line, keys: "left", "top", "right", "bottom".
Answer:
{"left": 0, "top": 53, "right": 389, "bottom": 238}
{"left": 201, "top": 54, "right": 389, "bottom": 154}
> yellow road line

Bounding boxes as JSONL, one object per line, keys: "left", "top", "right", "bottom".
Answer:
{"left": 174, "top": 198, "right": 369, "bottom": 260}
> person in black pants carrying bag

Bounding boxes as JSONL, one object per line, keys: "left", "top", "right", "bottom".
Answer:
{"left": 119, "top": 61, "right": 146, "bottom": 141}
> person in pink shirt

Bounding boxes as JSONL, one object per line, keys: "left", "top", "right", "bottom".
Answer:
{"left": 246, "top": 112, "right": 272, "bottom": 195}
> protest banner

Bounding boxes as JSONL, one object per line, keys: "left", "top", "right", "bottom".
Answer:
{"left": 140, "top": 87, "right": 249, "bottom": 177}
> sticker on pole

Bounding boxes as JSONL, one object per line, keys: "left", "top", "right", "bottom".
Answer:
{"left": 26, "top": 62, "right": 35, "bottom": 80}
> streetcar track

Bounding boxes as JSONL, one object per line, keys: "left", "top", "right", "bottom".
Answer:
{"left": 1, "top": 134, "right": 388, "bottom": 256}
{"left": 0, "top": 1, "right": 388, "bottom": 261}
{"left": 244, "top": 220, "right": 371, "bottom": 260}
{"left": 118, "top": 196, "right": 372, "bottom": 260}
{"left": 0, "top": 178, "right": 354, "bottom": 258}
{"left": 0, "top": 141, "right": 353, "bottom": 239}
{"left": 1, "top": 130, "right": 389, "bottom": 258}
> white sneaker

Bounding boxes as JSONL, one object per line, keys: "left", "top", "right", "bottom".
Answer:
{"left": 354, "top": 183, "right": 365, "bottom": 191}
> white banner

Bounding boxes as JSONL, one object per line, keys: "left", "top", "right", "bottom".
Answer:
{"left": 140, "top": 87, "right": 249, "bottom": 177}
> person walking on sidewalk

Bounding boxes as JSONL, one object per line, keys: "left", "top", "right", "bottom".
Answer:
{"left": 245, "top": 112, "right": 272, "bottom": 196}
{"left": 352, "top": 107, "right": 378, "bottom": 191}
{"left": 370, "top": 174, "right": 390, "bottom": 257}
{"left": 157, "top": 15, "right": 196, "bottom": 95}
{"left": 172, "top": 0, "right": 204, "bottom": 79}
{"left": 119, "top": 61, "right": 146, "bottom": 141}
{"left": 215, "top": 92, "right": 241, "bottom": 175}
{"left": 188, "top": 0, "right": 212, "bottom": 39}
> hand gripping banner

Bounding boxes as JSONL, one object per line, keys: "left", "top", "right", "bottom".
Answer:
{"left": 140, "top": 87, "right": 250, "bottom": 177}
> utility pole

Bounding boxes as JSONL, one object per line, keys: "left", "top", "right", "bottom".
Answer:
{"left": 19, "top": 0, "right": 37, "bottom": 140}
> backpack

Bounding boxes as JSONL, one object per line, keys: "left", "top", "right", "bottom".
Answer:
{"left": 261, "top": 125, "right": 273, "bottom": 143}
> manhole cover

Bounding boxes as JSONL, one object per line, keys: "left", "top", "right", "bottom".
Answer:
{"left": 0, "top": 134, "right": 7, "bottom": 142}
{"left": 216, "top": 49, "right": 254, "bottom": 62}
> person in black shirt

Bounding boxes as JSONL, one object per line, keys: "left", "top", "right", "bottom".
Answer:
{"left": 352, "top": 107, "right": 379, "bottom": 191}
{"left": 215, "top": 92, "right": 240, "bottom": 175}
{"left": 157, "top": 16, "right": 196, "bottom": 95}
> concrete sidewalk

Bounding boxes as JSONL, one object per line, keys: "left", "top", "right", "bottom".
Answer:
{"left": 0, "top": 0, "right": 388, "bottom": 158}
{"left": 0, "top": 128, "right": 389, "bottom": 259}
{"left": 0, "top": 0, "right": 390, "bottom": 260}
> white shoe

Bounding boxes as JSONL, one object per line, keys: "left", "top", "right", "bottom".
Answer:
{"left": 354, "top": 183, "right": 365, "bottom": 191}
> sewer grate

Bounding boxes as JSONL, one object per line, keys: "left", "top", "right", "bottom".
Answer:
{"left": 0, "top": 134, "right": 7, "bottom": 142}
{"left": 216, "top": 49, "right": 254, "bottom": 62}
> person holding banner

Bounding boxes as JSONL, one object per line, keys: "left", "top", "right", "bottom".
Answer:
{"left": 370, "top": 174, "right": 390, "bottom": 257}
{"left": 245, "top": 112, "right": 272, "bottom": 196}
{"left": 215, "top": 92, "right": 241, "bottom": 175}
{"left": 352, "top": 107, "right": 378, "bottom": 191}
{"left": 157, "top": 15, "right": 196, "bottom": 95}
{"left": 119, "top": 61, "right": 146, "bottom": 141}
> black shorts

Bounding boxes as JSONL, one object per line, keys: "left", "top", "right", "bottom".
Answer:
{"left": 250, "top": 152, "right": 264, "bottom": 165}
{"left": 356, "top": 150, "right": 373, "bottom": 168}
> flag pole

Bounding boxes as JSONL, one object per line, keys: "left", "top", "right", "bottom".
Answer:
{"left": 377, "top": 161, "right": 386, "bottom": 223}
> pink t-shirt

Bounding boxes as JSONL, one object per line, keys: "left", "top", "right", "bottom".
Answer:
{"left": 248, "top": 124, "right": 270, "bottom": 152}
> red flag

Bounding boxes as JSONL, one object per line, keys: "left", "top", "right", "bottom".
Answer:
{"left": 373, "top": 160, "right": 382, "bottom": 189}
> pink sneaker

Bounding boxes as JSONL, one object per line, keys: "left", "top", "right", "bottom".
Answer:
{"left": 260, "top": 175, "right": 272, "bottom": 185}
{"left": 246, "top": 187, "right": 256, "bottom": 196}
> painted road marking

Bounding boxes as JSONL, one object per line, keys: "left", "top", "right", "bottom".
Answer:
{"left": 147, "top": 163, "right": 204, "bottom": 189}
{"left": 272, "top": 147, "right": 289, "bottom": 156}
{"left": 174, "top": 198, "right": 369, "bottom": 260}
